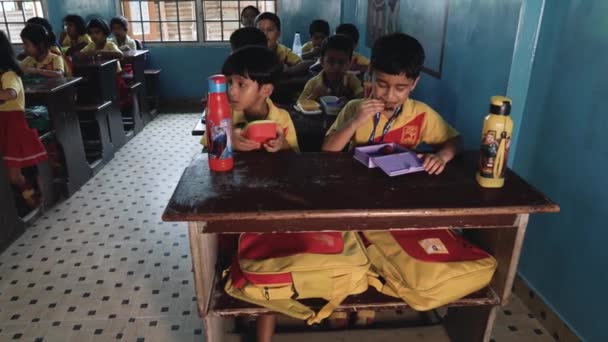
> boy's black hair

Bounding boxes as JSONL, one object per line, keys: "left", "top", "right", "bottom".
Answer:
{"left": 26, "top": 17, "right": 57, "bottom": 46}
{"left": 21, "top": 24, "right": 53, "bottom": 51}
{"left": 230, "top": 27, "right": 267, "bottom": 51}
{"left": 320, "top": 34, "right": 354, "bottom": 59}
{"left": 335, "top": 23, "right": 359, "bottom": 45}
{"left": 63, "top": 14, "right": 87, "bottom": 35}
{"left": 87, "top": 18, "right": 111, "bottom": 36}
{"left": 371, "top": 33, "right": 425, "bottom": 79}
{"left": 0, "top": 31, "right": 24, "bottom": 76}
{"left": 110, "top": 16, "right": 129, "bottom": 31}
{"left": 309, "top": 19, "right": 330, "bottom": 37}
{"left": 254, "top": 12, "right": 281, "bottom": 32}
{"left": 241, "top": 5, "right": 260, "bottom": 17}
{"left": 221, "top": 45, "right": 282, "bottom": 86}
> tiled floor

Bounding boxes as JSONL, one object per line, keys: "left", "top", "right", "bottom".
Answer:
{"left": 0, "top": 114, "right": 556, "bottom": 341}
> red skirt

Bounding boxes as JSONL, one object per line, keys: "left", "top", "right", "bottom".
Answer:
{"left": 0, "top": 110, "right": 48, "bottom": 168}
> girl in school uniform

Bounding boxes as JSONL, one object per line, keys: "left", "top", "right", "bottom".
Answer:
{"left": 20, "top": 24, "right": 66, "bottom": 78}
{"left": 0, "top": 31, "right": 48, "bottom": 209}
{"left": 76, "top": 19, "right": 129, "bottom": 109}
{"left": 60, "top": 14, "right": 92, "bottom": 56}
{"left": 26, "top": 17, "right": 61, "bottom": 56}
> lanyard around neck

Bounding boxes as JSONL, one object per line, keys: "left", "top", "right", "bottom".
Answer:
{"left": 368, "top": 105, "right": 403, "bottom": 144}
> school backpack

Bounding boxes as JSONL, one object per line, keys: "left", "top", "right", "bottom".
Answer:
{"left": 224, "top": 231, "right": 371, "bottom": 324}
{"left": 362, "top": 229, "right": 497, "bottom": 311}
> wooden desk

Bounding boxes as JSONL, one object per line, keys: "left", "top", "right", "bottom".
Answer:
{"left": 73, "top": 59, "right": 138, "bottom": 147}
{"left": 123, "top": 50, "right": 152, "bottom": 123}
{"left": 0, "top": 157, "right": 24, "bottom": 253}
{"left": 286, "top": 104, "right": 337, "bottom": 152}
{"left": 163, "top": 152, "right": 558, "bottom": 342}
{"left": 24, "top": 77, "right": 91, "bottom": 198}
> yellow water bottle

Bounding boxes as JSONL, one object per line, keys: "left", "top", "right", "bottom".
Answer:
{"left": 476, "top": 96, "right": 514, "bottom": 188}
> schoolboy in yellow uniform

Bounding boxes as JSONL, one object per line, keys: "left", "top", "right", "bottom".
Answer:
{"left": 207, "top": 45, "right": 299, "bottom": 153}
{"left": 323, "top": 33, "right": 462, "bottom": 176}
{"left": 336, "top": 23, "right": 370, "bottom": 72}
{"left": 298, "top": 35, "right": 362, "bottom": 102}
{"left": 255, "top": 12, "right": 310, "bottom": 76}
{"left": 301, "top": 19, "right": 330, "bottom": 60}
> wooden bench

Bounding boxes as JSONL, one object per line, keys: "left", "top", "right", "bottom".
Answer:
{"left": 162, "top": 152, "right": 559, "bottom": 342}
{"left": 76, "top": 101, "right": 115, "bottom": 175}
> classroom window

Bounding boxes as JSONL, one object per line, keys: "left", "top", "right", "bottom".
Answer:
{"left": 0, "top": 0, "right": 45, "bottom": 43}
{"left": 202, "top": 1, "right": 276, "bottom": 42}
{"left": 120, "top": 0, "right": 199, "bottom": 42}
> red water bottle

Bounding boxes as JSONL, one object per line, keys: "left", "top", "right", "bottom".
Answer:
{"left": 206, "top": 74, "right": 234, "bottom": 172}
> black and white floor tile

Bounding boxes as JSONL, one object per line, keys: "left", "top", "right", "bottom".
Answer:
{"left": 0, "top": 114, "right": 556, "bottom": 341}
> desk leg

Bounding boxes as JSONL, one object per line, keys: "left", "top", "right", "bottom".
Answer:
{"left": 445, "top": 305, "right": 497, "bottom": 342}
{"left": 465, "top": 214, "right": 529, "bottom": 303}
{"left": 49, "top": 87, "right": 92, "bottom": 195}
{"left": 107, "top": 102, "right": 128, "bottom": 148}
{"left": 133, "top": 58, "right": 151, "bottom": 124}
{"left": 0, "top": 161, "right": 24, "bottom": 252}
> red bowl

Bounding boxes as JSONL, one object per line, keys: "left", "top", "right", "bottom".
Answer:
{"left": 244, "top": 120, "right": 277, "bottom": 144}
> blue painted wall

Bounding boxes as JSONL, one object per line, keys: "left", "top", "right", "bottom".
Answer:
{"left": 46, "top": 0, "right": 117, "bottom": 37}
{"left": 278, "top": 0, "right": 342, "bottom": 49}
{"left": 515, "top": 1, "right": 608, "bottom": 341}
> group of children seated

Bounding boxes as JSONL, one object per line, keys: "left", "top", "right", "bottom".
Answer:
{"left": 221, "top": 9, "right": 461, "bottom": 175}
{"left": 217, "top": 9, "right": 463, "bottom": 341}
{"left": 0, "top": 14, "right": 140, "bottom": 213}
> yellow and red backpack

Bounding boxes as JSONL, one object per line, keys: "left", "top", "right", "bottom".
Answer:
{"left": 363, "top": 229, "right": 497, "bottom": 311}
{"left": 224, "top": 231, "right": 370, "bottom": 324}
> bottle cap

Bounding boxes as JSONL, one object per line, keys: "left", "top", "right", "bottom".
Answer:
{"left": 489, "top": 96, "right": 512, "bottom": 115}
{"left": 208, "top": 74, "right": 227, "bottom": 93}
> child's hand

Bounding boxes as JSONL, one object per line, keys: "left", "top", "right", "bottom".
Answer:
{"left": 232, "top": 128, "right": 261, "bottom": 151}
{"left": 353, "top": 99, "right": 384, "bottom": 126}
{"left": 263, "top": 128, "right": 289, "bottom": 153}
{"left": 418, "top": 153, "right": 447, "bottom": 175}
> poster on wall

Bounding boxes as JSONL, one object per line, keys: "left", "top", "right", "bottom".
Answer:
{"left": 366, "top": 0, "right": 449, "bottom": 78}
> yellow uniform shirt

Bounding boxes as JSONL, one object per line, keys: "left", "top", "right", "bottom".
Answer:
{"left": 0, "top": 71, "right": 25, "bottom": 111}
{"left": 50, "top": 46, "right": 62, "bottom": 55}
{"left": 109, "top": 35, "right": 137, "bottom": 51}
{"left": 201, "top": 98, "right": 299, "bottom": 152}
{"left": 301, "top": 41, "right": 314, "bottom": 54}
{"left": 327, "top": 98, "right": 459, "bottom": 150}
{"left": 275, "top": 43, "right": 302, "bottom": 66}
{"left": 20, "top": 53, "right": 66, "bottom": 75}
{"left": 298, "top": 71, "right": 363, "bottom": 102}
{"left": 352, "top": 51, "right": 370, "bottom": 67}
{"left": 61, "top": 34, "right": 92, "bottom": 52}
{"left": 81, "top": 41, "right": 124, "bottom": 73}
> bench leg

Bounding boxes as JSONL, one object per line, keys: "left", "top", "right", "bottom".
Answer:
{"left": 95, "top": 109, "right": 115, "bottom": 164}
{"left": 107, "top": 104, "right": 128, "bottom": 148}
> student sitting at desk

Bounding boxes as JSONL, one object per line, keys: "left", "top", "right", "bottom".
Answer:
{"left": 229, "top": 27, "right": 267, "bottom": 52}
{"left": 20, "top": 24, "right": 66, "bottom": 78}
{"left": 336, "top": 23, "right": 370, "bottom": 73}
{"left": 255, "top": 12, "right": 309, "bottom": 76}
{"left": 221, "top": 45, "right": 299, "bottom": 153}
{"left": 60, "top": 14, "right": 92, "bottom": 56}
{"left": 301, "top": 19, "right": 330, "bottom": 60}
{"left": 298, "top": 34, "right": 362, "bottom": 103}
{"left": 26, "top": 17, "right": 61, "bottom": 56}
{"left": 109, "top": 16, "right": 138, "bottom": 52}
{"left": 323, "top": 33, "right": 462, "bottom": 175}
{"left": 76, "top": 19, "right": 124, "bottom": 72}
{"left": 0, "top": 31, "right": 47, "bottom": 211}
